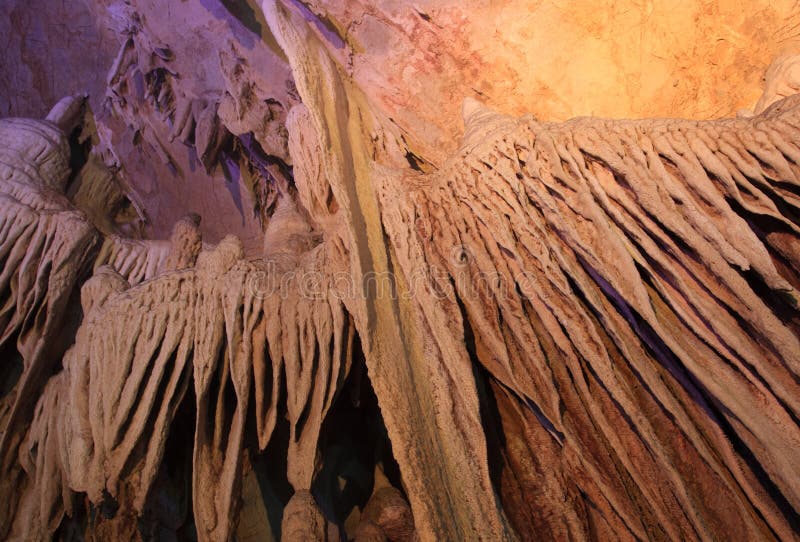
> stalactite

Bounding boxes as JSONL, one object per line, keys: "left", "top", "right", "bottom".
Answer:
{"left": 0, "top": 118, "right": 99, "bottom": 539}
{"left": 3, "top": 199, "right": 354, "bottom": 540}
{"left": 1, "top": 1, "right": 800, "bottom": 539}
{"left": 376, "top": 96, "right": 800, "bottom": 540}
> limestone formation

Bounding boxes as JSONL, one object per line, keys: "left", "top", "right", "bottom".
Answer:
{"left": 1, "top": 1, "right": 800, "bottom": 541}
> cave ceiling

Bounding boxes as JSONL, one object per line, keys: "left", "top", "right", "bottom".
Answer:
{"left": 1, "top": 1, "right": 800, "bottom": 541}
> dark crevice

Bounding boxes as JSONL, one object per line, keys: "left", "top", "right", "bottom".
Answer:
{"left": 114, "top": 345, "right": 171, "bottom": 453}
{"left": 738, "top": 177, "right": 800, "bottom": 226}
{"left": 0, "top": 335, "right": 23, "bottom": 400}
{"left": 64, "top": 122, "right": 91, "bottom": 195}
{"left": 452, "top": 290, "right": 509, "bottom": 514}
{"left": 286, "top": 0, "right": 346, "bottom": 49}
{"left": 141, "top": 374, "right": 197, "bottom": 541}
{"left": 414, "top": 9, "right": 431, "bottom": 22}
{"left": 292, "top": 339, "right": 318, "bottom": 443}
{"left": 583, "top": 257, "right": 800, "bottom": 533}
{"left": 404, "top": 150, "right": 424, "bottom": 172}
{"left": 234, "top": 132, "right": 295, "bottom": 226}
{"left": 248, "top": 372, "right": 293, "bottom": 541}
{"left": 311, "top": 333, "right": 404, "bottom": 538}
{"left": 220, "top": 0, "right": 265, "bottom": 41}
{"left": 727, "top": 195, "right": 800, "bottom": 315}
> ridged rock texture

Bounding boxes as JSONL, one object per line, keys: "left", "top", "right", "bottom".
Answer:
{"left": 1, "top": 0, "right": 800, "bottom": 541}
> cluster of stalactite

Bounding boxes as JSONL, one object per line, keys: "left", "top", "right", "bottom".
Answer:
{"left": 16, "top": 242, "right": 356, "bottom": 541}
{"left": 0, "top": 119, "right": 99, "bottom": 532}
{"left": 1, "top": 3, "right": 800, "bottom": 538}
{"left": 377, "top": 96, "right": 800, "bottom": 540}
{"left": 265, "top": 2, "right": 800, "bottom": 538}
{"left": 0, "top": 110, "right": 405, "bottom": 541}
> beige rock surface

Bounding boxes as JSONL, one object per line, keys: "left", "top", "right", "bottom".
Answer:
{"left": 1, "top": 1, "right": 800, "bottom": 541}
{"left": 290, "top": 0, "right": 800, "bottom": 162}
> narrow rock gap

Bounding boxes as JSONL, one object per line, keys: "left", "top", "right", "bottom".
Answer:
{"left": 64, "top": 121, "right": 91, "bottom": 195}
{"left": 311, "top": 332, "right": 405, "bottom": 539}
{"left": 592, "top": 262, "right": 800, "bottom": 533}
{"left": 292, "top": 338, "right": 317, "bottom": 442}
{"left": 114, "top": 347, "right": 167, "bottom": 449}
{"left": 727, "top": 195, "right": 800, "bottom": 313}
{"left": 740, "top": 175, "right": 800, "bottom": 225}
{"left": 454, "top": 291, "right": 504, "bottom": 496}
{"left": 0, "top": 336, "right": 23, "bottom": 401}
{"left": 246, "top": 371, "right": 293, "bottom": 541}
{"left": 144, "top": 373, "right": 198, "bottom": 539}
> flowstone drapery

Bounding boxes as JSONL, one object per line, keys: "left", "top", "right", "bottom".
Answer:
{"left": 1, "top": 1, "right": 800, "bottom": 540}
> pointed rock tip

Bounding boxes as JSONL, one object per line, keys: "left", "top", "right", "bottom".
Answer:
{"left": 461, "top": 97, "right": 490, "bottom": 125}
{"left": 460, "top": 97, "right": 511, "bottom": 151}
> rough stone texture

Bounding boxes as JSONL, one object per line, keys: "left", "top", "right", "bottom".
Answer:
{"left": 0, "top": 116, "right": 354, "bottom": 540}
{"left": 277, "top": 0, "right": 800, "bottom": 161}
{"left": 2, "top": 0, "right": 299, "bottom": 255}
{"left": 379, "top": 95, "right": 800, "bottom": 540}
{"left": 0, "top": 0, "right": 114, "bottom": 118}
{"left": 1, "top": 1, "right": 800, "bottom": 541}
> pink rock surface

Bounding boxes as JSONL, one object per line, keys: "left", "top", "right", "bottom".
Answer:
{"left": 1, "top": 1, "right": 799, "bottom": 541}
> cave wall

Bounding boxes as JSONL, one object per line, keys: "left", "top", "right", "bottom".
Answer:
{"left": 1, "top": 1, "right": 800, "bottom": 541}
